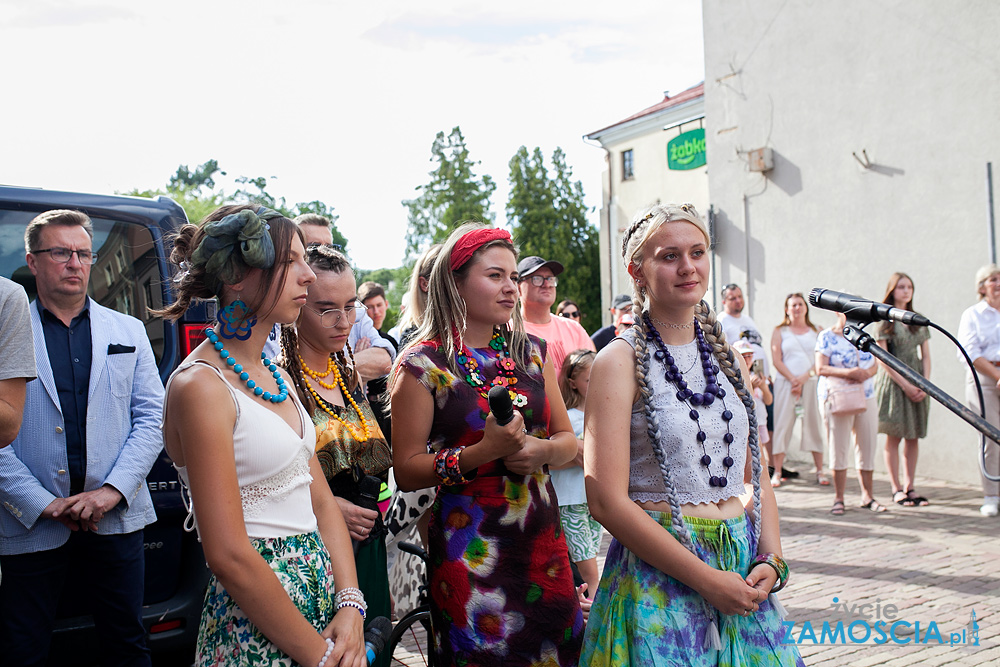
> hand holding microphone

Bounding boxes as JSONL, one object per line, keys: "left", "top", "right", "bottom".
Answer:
{"left": 487, "top": 385, "right": 527, "bottom": 461}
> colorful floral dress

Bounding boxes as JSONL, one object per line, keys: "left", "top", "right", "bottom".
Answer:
{"left": 400, "top": 335, "right": 584, "bottom": 667}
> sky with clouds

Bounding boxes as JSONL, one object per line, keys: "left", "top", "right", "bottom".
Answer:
{"left": 1, "top": 0, "right": 705, "bottom": 269}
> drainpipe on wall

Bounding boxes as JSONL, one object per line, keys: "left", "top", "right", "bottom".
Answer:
{"left": 742, "top": 193, "right": 753, "bottom": 318}
{"left": 988, "top": 162, "right": 996, "bottom": 265}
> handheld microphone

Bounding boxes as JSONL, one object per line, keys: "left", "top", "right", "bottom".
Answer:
{"left": 808, "top": 288, "right": 930, "bottom": 327}
{"left": 364, "top": 616, "right": 392, "bottom": 665}
{"left": 488, "top": 385, "right": 516, "bottom": 426}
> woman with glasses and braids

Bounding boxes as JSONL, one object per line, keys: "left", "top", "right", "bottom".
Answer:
{"left": 278, "top": 244, "right": 394, "bottom": 667}
{"left": 580, "top": 204, "right": 803, "bottom": 666}
{"left": 390, "top": 223, "right": 584, "bottom": 666}
{"left": 161, "top": 205, "right": 365, "bottom": 667}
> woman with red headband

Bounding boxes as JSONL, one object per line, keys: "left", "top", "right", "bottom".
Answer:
{"left": 390, "top": 223, "right": 584, "bottom": 666}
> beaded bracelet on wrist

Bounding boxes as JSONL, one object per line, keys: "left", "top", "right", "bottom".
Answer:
{"left": 750, "top": 552, "right": 789, "bottom": 592}
{"left": 333, "top": 587, "right": 367, "bottom": 609}
{"left": 337, "top": 600, "right": 366, "bottom": 619}
{"left": 434, "top": 446, "right": 474, "bottom": 485}
{"left": 317, "top": 637, "right": 335, "bottom": 667}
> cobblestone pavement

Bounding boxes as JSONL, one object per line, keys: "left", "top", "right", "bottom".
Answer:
{"left": 390, "top": 470, "right": 998, "bottom": 666}
{"left": 764, "top": 470, "right": 998, "bottom": 666}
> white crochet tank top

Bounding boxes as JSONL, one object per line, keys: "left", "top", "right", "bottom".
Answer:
{"left": 165, "top": 360, "right": 318, "bottom": 539}
{"left": 622, "top": 328, "right": 751, "bottom": 506}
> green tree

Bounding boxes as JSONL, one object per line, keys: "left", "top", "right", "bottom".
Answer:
{"left": 124, "top": 160, "right": 348, "bottom": 250}
{"left": 403, "top": 127, "right": 496, "bottom": 258}
{"left": 507, "top": 146, "right": 600, "bottom": 333}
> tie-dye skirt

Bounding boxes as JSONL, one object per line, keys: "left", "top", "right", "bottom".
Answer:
{"left": 580, "top": 511, "right": 805, "bottom": 667}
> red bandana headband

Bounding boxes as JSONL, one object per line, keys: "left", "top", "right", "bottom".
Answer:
{"left": 449, "top": 228, "right": 512, "bottom": 271}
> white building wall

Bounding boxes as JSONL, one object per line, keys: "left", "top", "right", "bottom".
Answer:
{"left": 703, "top": 0, "right": 1000, "bottom": 485}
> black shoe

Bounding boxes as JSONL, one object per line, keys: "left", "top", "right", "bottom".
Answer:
{"left": 768, "top": 466, "right": 775, "bottom": 478}
{"left": 781, "top": 467, "right": 800, "bottom": 479}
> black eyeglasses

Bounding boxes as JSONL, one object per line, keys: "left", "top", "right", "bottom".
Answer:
{"left": 306, "top": 242, "right": 343, "bottom": 251}
{"left": 525, "top": 275, "right": 558, "bottom": 287}
{"left": 32, "top": 247, "right": 98, "bottom": 264}
{"left": 560, "top": 310, "right": 580, "bottom": 319}
{"left": 721, "top": 283, "right": 740, "bottom": 297}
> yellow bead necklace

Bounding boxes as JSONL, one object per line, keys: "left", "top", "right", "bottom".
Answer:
{"left": 300, "top": 355, "right": 371, "bottom": 442}
{"left": 299, "top": 353, "right": 336, "bottom": 384}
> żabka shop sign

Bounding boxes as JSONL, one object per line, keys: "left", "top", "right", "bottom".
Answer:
{"left": 667, "top": 128, "right": 706, "bottom": 170}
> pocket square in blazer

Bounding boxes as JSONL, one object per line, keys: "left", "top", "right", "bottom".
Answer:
{"left": 108, "top": 344, "right": 137, "bottom": 355}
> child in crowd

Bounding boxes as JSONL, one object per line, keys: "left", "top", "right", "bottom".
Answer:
{"left": 554, "top": 349, "right": 601, "bottom": 608}
{"left": 734, "top": 339, "right": 774, "bottom": 482}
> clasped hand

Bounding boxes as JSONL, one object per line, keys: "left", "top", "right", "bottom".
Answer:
{"left": 41, "top": 485, "right": 123, "bottom": 531}
{"left": 482, "top": 411, "right": 545, "bottom": 475}
{"left": 701, "top": 564, "right": 777, "bottom": 617}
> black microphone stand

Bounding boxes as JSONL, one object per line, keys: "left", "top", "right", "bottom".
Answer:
{"left": 842, "top": 318, "right": 1000, "bottom": 445}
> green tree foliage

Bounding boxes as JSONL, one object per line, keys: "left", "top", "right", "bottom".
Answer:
{"left": 124, "top": 160, "right": 348, "bottom": 250}
{"left": 507, "top": 146, "right": 600, "bottom": 333}
{"left": 403, "top": 127, "right": 496, "bottom": 258}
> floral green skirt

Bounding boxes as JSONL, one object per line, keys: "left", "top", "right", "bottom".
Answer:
{"left": 580, "top": 511, "right": 804, "bottom": 667}
{"left": 196, "top": 531, "right": 334, "bottom": 666}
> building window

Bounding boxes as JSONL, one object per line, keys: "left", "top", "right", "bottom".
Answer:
{"left": 116, "top": 250, "right": 127, "bottom": 274}
{"left": 622, "top": 149, "right": 634, "bottom": 181}
{"left": 105, "top": 266, "right": 114, "bottom": 286}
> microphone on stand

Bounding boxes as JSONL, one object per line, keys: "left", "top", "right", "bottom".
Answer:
{"left": 364, "top": 616, "right": 392, "bottom": 665}
{"left": 488, "top": 385, "right": 516, "bottom": 426}
{"left": 808, "top": 288, "right": 930, "bottom": 326}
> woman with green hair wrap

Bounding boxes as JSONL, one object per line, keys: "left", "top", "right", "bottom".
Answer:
{"left": 160, "top": 204, "right": 367, "bottom": 667}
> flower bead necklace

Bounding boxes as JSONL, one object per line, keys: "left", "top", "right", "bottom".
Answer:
{"left": 456, "top": 329, "right": 528, "bottom": 407}
{"left": 205, "top": 327, "right": 289, "bottom": 403}
{"left": 645, "top": 315, "right": 735, "bottom": 487}
{"left": 299, "top": 355, "right": 372, "bottom": 441}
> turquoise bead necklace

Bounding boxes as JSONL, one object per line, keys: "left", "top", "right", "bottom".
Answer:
{"left": 205, "top": 326, "right": 289, "bottom": 403}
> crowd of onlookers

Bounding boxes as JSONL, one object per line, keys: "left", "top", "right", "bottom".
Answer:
{"left": 2, "top": 199, "right": 1000, "bottom": 666}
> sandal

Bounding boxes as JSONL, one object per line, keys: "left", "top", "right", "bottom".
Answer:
{"left": 816, "top": 471, "right": 831, "bottom": 486}
{"left": 905, "top": 489, "right": 930, "bottom": 506}
{"left": 861, "top": 499, "right": 888, "bottom": 513}
{"left": 830, "top": 500, "right": 845, "bottom": 515}
{"left": 894, "top": 491, "right": 917, "bottom": 506}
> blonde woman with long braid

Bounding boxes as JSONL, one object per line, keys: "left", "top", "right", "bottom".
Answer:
{"left": 580, "top": 204, "right": 803, "bottom": 666}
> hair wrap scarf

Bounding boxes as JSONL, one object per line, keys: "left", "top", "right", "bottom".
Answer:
{"left": 449, "top": 227, "right": 512, "bottom": 271}
{"left": 191, "top": 207, "right": 281, "bottom": 292}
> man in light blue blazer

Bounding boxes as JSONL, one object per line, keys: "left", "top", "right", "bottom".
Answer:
{"left": 0, "top": 209, "right": 164, "bottom": 667}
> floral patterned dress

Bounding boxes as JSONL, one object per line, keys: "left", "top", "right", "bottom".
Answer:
{"left": 400, "top": 335, "right": 584, "bottom": 667}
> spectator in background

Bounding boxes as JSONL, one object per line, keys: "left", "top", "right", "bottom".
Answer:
{"left": 770, "top": 293, "right": 827, "bottom": 488}
{"left": 518, "top": 255, "right": 595, "bottom": 373}
{"left": 557, "top": 299, "right": 583, "bottom": 328}
{"left": 816, "top": 311, "right": 883, "bottom": 515}
{"left": 720, "top": 283, "right": 795, "bottom": 479}
{"left": 875, "top": 273, "right": 932, "bottom": 507}
{"left": 734, "top": 338, "right": 773, "bottom": 462}
{"left": 591, "top": 293, "right": 632, "bottom": 351}
{"left": 958, "top": 264, "right": 1000, "bottom": 517}
{"left": 393, "top": 244, "right": 442, "bottom": 349}
{"left": 0, "top": 210, "right": 164, "bottom": 666}
{"left": 357, "top": 281, "right": 397, "bottom": 442}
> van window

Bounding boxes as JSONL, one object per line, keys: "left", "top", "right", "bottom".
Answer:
{"left": 0, "top": 209, "right": 167, "bottom": 364}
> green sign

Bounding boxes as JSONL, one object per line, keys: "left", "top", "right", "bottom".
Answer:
{"left": 667, "top": 128, "right": 706, "bottom": 170}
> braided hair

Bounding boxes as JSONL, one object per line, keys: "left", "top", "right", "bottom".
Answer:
{"left": 277, "top": 244, "right": 361, "bottom": 415}
{"left": 623, "top": 204, "right": 763, "bottom": 554}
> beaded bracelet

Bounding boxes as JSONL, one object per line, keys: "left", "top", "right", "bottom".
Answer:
{"left": 750, "top": 552, "right": 789, "bottom": 592}
{"left": 337, "top": 600, "right": 366, "bottom": 619}
{"left": 334, "top": 587, "right": 367, "bottom": 611}
{"left": 433, "top": 446, "right": 474, "bottom": 485}
{"left": 317, "top": 637, "right": 334, "bottom": 667}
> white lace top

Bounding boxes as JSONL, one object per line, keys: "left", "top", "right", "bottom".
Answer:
{"left": 622, "top": 328, "right": 751, "bottom": 506}
{"left": 165, "top": 360, "right": 318, "bottom": 539}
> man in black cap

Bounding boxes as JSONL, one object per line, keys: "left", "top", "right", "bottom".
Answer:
{"left": 590, "top": 293, "right": 633, "bottom": 352}
{"left": 517, "top": 256, "right": 595, "bottom": 374}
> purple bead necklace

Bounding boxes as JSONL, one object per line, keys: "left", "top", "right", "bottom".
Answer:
{"left": 645, "top": 315, "right": 736, "bottom": 487}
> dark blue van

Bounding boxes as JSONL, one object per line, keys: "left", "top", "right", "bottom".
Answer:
{"left": 0, "top": 185, "right": 211, "bottom": 664}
